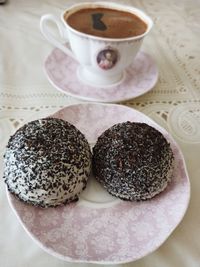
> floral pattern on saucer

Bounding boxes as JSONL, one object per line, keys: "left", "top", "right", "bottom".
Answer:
{"left": 44, "top": 49, "right": 158, "bottom": 102}
{"left": 7, "top": 103, "right": 190, "bottom": 264}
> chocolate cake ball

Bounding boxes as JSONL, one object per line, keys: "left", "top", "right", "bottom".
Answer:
{"left": 3, "top": 118, "right": 91, "bottom": 207}
{"left": 92, "top": 122, "right": 174, "bottom": 201}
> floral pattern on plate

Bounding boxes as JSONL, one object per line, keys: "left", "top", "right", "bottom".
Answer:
{"left": 7, "top": 103, "right": 190, "bottom": 264}
{"left": 44, "top": 49, "right": 158, "bottom": 102}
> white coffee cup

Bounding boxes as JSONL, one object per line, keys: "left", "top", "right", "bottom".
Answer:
{"left": 40, "top": 2, "right": 153, "bottom": 87}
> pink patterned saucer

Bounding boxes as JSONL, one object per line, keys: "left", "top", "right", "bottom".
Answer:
{"left": 7, "top": 103, "right": 190, "bottom": 264}
{"left": 44, "top": 49, "right": 158, "bottom": 102}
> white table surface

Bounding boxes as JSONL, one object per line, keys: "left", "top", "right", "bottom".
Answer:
{"left": 0, "top": 0, "right": 200, "bottom": 266}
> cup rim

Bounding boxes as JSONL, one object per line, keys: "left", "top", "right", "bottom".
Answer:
{"left": 61, "top": 1, "right": 153, "bottom": 42}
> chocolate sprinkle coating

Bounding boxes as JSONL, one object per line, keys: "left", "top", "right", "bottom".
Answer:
{"left": 92, "top": 122, "right": 174, "bottom": 201}
{"left": 3, "top": 118, "right": 91, "bottom": 207}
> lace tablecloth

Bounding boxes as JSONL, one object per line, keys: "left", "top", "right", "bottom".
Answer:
{"left": 0, "top": 0, "right": 199, "bottom": 266}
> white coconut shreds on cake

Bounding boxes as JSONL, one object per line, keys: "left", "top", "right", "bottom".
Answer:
{"left": 3, "top": 118, "right": 92, "bottom": 208}
{"left": 92, "top": 121, "right": 174, "bottom": 201}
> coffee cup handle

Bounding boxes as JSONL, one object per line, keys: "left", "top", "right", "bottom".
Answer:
{"left": 40, "top": 14, "right": 76, "bottom": 60}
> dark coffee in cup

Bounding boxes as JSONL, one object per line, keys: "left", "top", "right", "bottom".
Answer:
{"left": 65, "top": 7, "right": 147, "bottom": 39}
{"left": 40, "top": 2, "right": 153, "bottom": 87}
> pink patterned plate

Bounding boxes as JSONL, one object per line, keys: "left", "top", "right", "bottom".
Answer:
{"left": 44, "top": 48, "right": 158, "bottom": 102}
{"left": 7, "top": 103, "right": 190, "bottom": 264}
